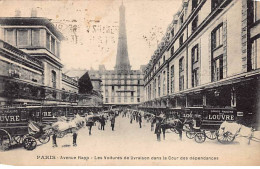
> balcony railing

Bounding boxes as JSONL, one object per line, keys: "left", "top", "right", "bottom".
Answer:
{"left": 62, "top": 73, "right": 78, "bottom": 86}
{"left": 0, "top": 39, "right": 43, "bottom": 67}
{"left": 1, "top": 78, "right": 79, "bottom": 103}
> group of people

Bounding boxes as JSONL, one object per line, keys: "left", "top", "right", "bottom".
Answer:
{"left": 51, "top": 110, "right": 118, "bottom": 148}
{"left": 98, "top": 114, "right": 116, "bottom": 131}
{"left": 129, "top": 111, "right": 142, "bottom": 128}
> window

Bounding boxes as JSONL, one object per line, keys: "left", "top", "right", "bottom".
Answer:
{"left": 137, "top": 87, "right": 140, "bottom": 96}
{"left": 154, "top": 79, "right": 157, "bottom": 98}
{"left": 192, "top": 68, "right": 199, "bottom": 87}
{"left": 179, "top": 34, "right": 184, "bottom": 46}
{"left": 137, "top": 98, "right": 140, "bottom": 102}
{"left": 56, "top": 42, "right": 60, "bottom": 57}
{"left": 131, "top": 91, "right": 134, "bottom": 97}
{"left": 158, "top": 61, "right": 160, "bottom": 67}
{"left": 105, "top": 98, "right": 108, "bottom": 103}
{"left": 192, "top": 45, "right": 199, "bottom": 63}
{"left": 212, "top": 0, "right": 224, "bottom": 10}
{"left": 171, "top": 46, "right": 174, "bottom": 57}
{"left": 163, "top": 71, "right": 166, "bottom": 95}
{"left": 163, "top": 55, "right": 165, "bottom": 63}
{"left": 112, "top": 86, "right": 114, "bottom": 91}
{"left": 131, "top": 97, "right": 134, "bottom": 102}
{"left": 212, "top": 55, "right": 223, "bottom": 81}
{"left": 32, "top": 29, "right": 40, "bottom": 46}
{"left": 179, "top": 57, "right": 184, "bottom": 72}
{"left": 170, "top": 65, "right": 174, "bottom": 93}
{"left": 212, "top": 24, "right": 223, "bottom": 50}
{"left": 180, "top": 14, "right": 184, "bottom": 25}
{"left": 171, "top": 28, "right": 174, "bottom": 37}
{"left": 5, "top": 29, "right": 16, "bottom": 46}
{"left": 137, "top": 80, "right": 140, "bottom": 85}
{"left": 51, "top": 36, "right": 56, "bottom": 54}
{"left": 17, "top": 29, "right": 29, "bottom": 46}
{"left": 192, "top": 0, "right": 199, "bottom": 10}
{"left": 192, "top": 16, "right": 198, "bottom": 33}
{"left": 46, "top": 32, "right": 50, "bottom": 50}
{"left": 51, "top": 70, "right": 56, "bottom": 88}
{"left": 250, "top": 40, "right": 258, "bottom": 70}
{"left": 118, "top": 97, "right": 121, "bottom": 103}
{"left": 179, "top": 57, "right": 184, "bottom": 91}
{"left": 158, "top": 75, "right": 161, "bottom": 97}
{"left": 179, "top": 76, "right": 184, "bottom": 91}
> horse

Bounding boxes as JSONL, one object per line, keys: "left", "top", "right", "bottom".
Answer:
{"left": 150, "top": 115, "right": 184, "bottom": 140}
{"left": 85, "top": 115, "right": 103, "bottom": 135}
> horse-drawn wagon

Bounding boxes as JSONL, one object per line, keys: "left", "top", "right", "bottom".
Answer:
{"left": 0, "top": 107, "right": 51, "bottom": 151}
{"left": 181, "top": 107, "right": 237, "bottom": 143}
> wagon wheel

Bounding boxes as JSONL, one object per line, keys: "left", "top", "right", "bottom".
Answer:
{"left": 194, "top": 132, "right": 206, "bottom": 143}
{"left": 13, "top": 135, "right": 24, "bottom": 144}
{"left": 186, "top": 131, "right": 195, "bottom": 139}
{"left": 38, "top": 134, "right": 50, "bottom": 144}
{"left": 57, "top": 131, "right": 65, "bottom": 138}
{"left": 205, "top": 131, "right": 217, "bottom": 140}
{"left": 0, "top": 129, "right": 11, "bottom": 151}
{"left": 217, "top": 131, "right": 235, "bottom": 144}
{"left": 23, "top": 136, "right": 37, "bottom": 151}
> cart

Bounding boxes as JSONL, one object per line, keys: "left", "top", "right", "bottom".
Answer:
{"left": 0, "top": 108, "right": 51, "bottom": 151}
{"left": 181, "top": 107, "right": 237, "bottom": 143}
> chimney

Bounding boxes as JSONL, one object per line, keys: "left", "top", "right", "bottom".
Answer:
{"left": 15, "top": 9, "right": 21, "bottom": 17}
{"left": 31, "top": 8, "right": 37, "bottom": 17}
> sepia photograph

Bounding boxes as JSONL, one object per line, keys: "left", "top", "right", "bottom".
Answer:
{"left": 0, "top": 0, "right": 259, "bottom": 166}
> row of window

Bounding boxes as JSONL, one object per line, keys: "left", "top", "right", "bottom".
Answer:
{"left": 146, "top": 22, "right": 226, "bottom": 100}
{"left": 4, "top": 28, "right": 60, "bottom": 58}
{"left": 103, "top": 80, "right": 141, "bottom": 85}
{"left": 145, "top": 0, "right": 226, "bottom": 82}
{"left": 105, "top": 97, "right": 140, "bottom": 103}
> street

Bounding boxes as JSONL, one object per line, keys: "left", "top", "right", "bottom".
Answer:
{"left": 0, "top": 115, "right": 260, "bottom": 165}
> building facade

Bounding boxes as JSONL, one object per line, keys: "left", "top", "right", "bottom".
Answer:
{"left": 142, "top": 0, "right": 260, "bottom": 127}
{"left": 0, "top": 13, "right": 80, "bottom": 106}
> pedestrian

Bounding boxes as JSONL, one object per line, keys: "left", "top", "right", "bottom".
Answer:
{"left": 175, "top": 118, "right": 184, "bottom": 141}
{"left": 111, "top": 116, "right": 115, "bottom": 131}
{"left": 154, "top": 118, "right": 162, "bottom": 141}
{"left": 130, "top": 113, "right": 133, "bottom": 124}
{"left": 100, "top": 115, "right": 106, "bottom": 130}
{"left": 138, "top": 114, "right": 142, "bottom": 128}
{"left": 52, "top": 133, "right": 57, "bottom": 147}
{"left": 73, "top": 132, "right": 77, "bottom": 147}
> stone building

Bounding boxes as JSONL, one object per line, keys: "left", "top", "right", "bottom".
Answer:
{"left": 142, "top": 0, "right": 260, "bottom": 127}
{"left": 0, "top": 12, "right": 79, "bottom": 106}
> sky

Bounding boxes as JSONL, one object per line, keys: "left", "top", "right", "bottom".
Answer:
{"left": 0, "top": 0, "right": 182, "bottom": 70}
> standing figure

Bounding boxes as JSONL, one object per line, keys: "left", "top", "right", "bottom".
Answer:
{"left": 52, "top": 134, "right": 57, "bottom": 147}
{"left": 154, "top": 118, "right": 162, "bottom": 141}
{"left": 138, "top": 114, "right": 142, "bottom": 128}
{"left": 130, "top": 113, "right": 133, "bottom": 124}
{"left": 100, "top": 115, "right": 106, "bottom": 130}
{"left": 111, "top": 116, "right": 115, "bottom": 131}
{"left": 73, "top": 132, "right": 77, "bottom": 147}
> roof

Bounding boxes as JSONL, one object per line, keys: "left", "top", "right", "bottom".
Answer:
{"left": 65, "top": 70, "right": 88, "bottom": 78}
{"left": 0, "top": 17, "right": 65, "bottom": 41}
